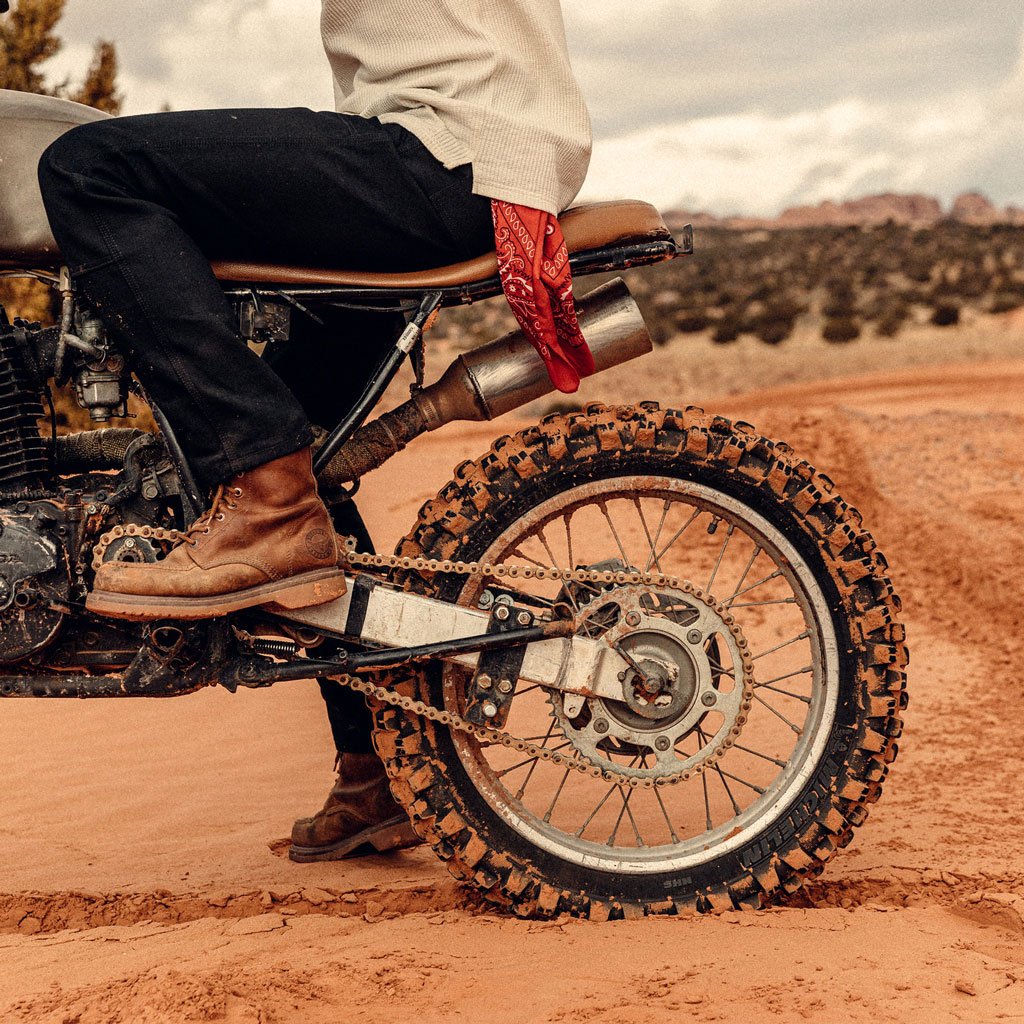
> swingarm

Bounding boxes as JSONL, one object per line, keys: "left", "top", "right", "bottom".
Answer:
{"left": 263, "top": 577, "right": 629, "bottom": 704}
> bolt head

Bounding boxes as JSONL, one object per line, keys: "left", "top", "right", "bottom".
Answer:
{"left": 625, "top": 611, "right": 641, "bottom": 627}
{"left": 482, "top": 701, "right": 499, "bottom": 719}
{"left": 516, "top": 610, "right": 532, "bottom": 626}
{"left": 497, "top": 678, "right": 513, "bottom": 694}
{"left": 495, "top": 605, "right": 510, "bottom": 621}
{"left": 687, "top": 629, "right": 702, "bottom": 644}
{"left": 655, "top": 735, "right": 671, "bottom": 751}
{"left": 594, "top": 718, "right": 609, "bottom": 734}
{"left": 617, "top": 670, "right": 627, "bottom": 682}
{"left": 478, "top": 590, "right": 494, "bottom": 609}
{"left": 477, "top": 673, "right": 493, "bottom": 690}
{"left": 701, "top": 691, "right": 717, "bottom": 707}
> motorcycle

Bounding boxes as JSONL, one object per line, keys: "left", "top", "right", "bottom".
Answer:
{"left": 0, "top": 88, "right": 907, "bottom": 918}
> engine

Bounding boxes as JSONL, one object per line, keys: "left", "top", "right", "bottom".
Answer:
{"left": 0, "top": 305, "right": 180, "bottom": 667}
{"left": 0, "top": 306, "right": 68, "bottom": 661}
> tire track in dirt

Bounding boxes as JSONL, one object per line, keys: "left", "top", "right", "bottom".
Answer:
{"left": 4, "top": 870, "right": 1022, "bottom": 937}
{"left": 0, "top": 879, "right": 479, "bottom": 936}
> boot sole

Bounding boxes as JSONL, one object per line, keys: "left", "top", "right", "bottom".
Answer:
{"left": 288, "top": 815, "right": 421, "bottom": 863}
{"left": 85, "top": 567, "right": 347, "bottom": 621}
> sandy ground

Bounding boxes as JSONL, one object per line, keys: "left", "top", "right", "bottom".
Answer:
{"left": 2, "top": 326, "right": 1024, "bottom": 1022}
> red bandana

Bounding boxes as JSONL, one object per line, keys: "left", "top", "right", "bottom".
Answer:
{"left": 491, "top": 200, "right": 596, "bottom": 393}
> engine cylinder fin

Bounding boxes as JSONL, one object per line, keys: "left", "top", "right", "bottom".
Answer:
{"left": 0, "top": 324, "right": 48, "bottom": 491}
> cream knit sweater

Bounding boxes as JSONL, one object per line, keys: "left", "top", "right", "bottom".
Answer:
{"left": 320, "top": 0, "right": 592, "bottom": 215}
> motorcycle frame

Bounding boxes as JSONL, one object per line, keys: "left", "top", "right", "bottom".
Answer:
{"left": 0, "top": 228, "right": 692, "bottom": 700}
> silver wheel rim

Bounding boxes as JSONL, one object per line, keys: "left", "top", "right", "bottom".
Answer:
{"left": 441, "top": 475, "right": 839, "bottom": 875}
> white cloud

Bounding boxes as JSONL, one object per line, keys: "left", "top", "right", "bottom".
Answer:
{"left": 579, "top": 94, "right": 1008, "bottom": 215}
{"left": 40, "top": 0, "right": 1024, "bottom": 215}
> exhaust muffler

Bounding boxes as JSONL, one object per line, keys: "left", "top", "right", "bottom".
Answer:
{"left": 320, "top": 277, "right": 652, "bottom": 486}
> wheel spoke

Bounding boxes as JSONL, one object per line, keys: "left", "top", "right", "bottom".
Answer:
{"left": 514, "top": 717, "right": 556, "bottom": 800}
{"left": 542, "top": 768, "right": 572, "bottom": 823}
{"left": 706, "top": 523, "right": 734, "bottom": 594}
{"left": 724, "top": 568, "right": 782, "bottom": 607}
{"left": 757, "top": 683, "right": 812, "bottom": 704}
{"left": 752, "top": 692, "right": 803, "bottom": 733}
{"left": 729, "top": 597, "right": 798, "bottom": 609}
{"left": 731, "top": 741, "right": 787, "bottom": 768}
{"left": 653, "top": 507, "right": 700, "bottom": 564}
{"left": 716, "top": 766, "right": 765, "bottom": 795}
{"left": 725, "top": 544, "right": 762, "bottom": 606}
{"left": 654, "top": 778, "right": 682, "bottom": 842}
{"left": 576, "top": 781, "right": 620, "bottom": 838}
{"left": 599, "top": 500, "right": 632, "bottom": 567}
{"left": 562, "top": 513, "right": 575, "bottom": 572}
{"left": 701, "top": 770, "right": 713, "bottom": 832}
{"left": 751, "top": 630, "right": 811, "bottom": 662}
{"left": 755, "top": 666, "right": 813, "bottom": 687}
{"left": 641, "top": 498, "right": 670, "bottom": 573}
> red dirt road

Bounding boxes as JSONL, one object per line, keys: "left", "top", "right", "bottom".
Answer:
{"left": 2, "top": 357, "right": 1023, "bottom": 1022}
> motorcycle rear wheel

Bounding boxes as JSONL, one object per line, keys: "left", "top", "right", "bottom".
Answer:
{"left": 371, "top": 403, "right": 907, "bottom": 917}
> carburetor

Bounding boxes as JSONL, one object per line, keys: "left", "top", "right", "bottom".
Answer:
{"left": 71, "top": 315, "right": 128, "bottom": 421}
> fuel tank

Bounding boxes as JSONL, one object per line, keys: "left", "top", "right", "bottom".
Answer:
{"left": 0, "top": 89, "right": 109, "bottom": 264}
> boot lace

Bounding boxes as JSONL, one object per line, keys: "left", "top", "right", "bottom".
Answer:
{"left": 182, "top": 485, "right": 243, "bottom": 546}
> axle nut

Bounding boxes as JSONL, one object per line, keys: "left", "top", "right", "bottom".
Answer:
{"left": 482, "top": 701, "right": 499, "bottom": 719}
{"left": 495, "top": 605, "right": 510, "bottom": 622}
{"left": 497, "top": 678, "right": 514, "bottom": 694}
{"left": 516, "top": 611, "right": 532, "bottom": 626}
{"left": 477, "top": 673, "right": 493, "bottom": 690}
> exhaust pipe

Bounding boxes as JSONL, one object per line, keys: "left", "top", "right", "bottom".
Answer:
{"left": 320, "top": 277, "right": 652, "bottom": 486}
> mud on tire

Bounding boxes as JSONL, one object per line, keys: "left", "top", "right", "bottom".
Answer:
{"left": 370, "top": 403, "right": 908, "bottom": 919}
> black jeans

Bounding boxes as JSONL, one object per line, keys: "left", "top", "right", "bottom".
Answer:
{"left": 37, "top": 107, "right": 495, "bottom": 753}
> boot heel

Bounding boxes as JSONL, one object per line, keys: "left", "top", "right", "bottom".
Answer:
{"left": 269, "top": 572, "right": 347, "bottom": 609}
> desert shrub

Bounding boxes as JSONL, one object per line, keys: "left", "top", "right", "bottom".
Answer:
{"left": 673, "top": 309, "right": 710, "bottom": 333}
{"left": 822, "top": 316, "right": 861, "bottom": 343}
{"left": 822, "top": 279, "right": 857, "bottom": 319}
{"left": 930, "top": 302, "right": 960, "bottom": 327}
{"left": 711, "top": 313, "right": 742, "bottom": 344}
{"left": 875, "top": 301, "right": 909, "bottom": 337}
{"left": 754, "top": 318, "right": 794, "bottom": 345}
{"left": 989, "top": 289, "right": 1024, "bottom": 314}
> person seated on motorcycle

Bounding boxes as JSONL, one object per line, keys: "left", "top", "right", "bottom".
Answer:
{"left": 36, "top": 0, "right": 591, "bottom": 861}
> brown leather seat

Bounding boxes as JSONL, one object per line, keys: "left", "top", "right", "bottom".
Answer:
{"left": 210, "top": 200, "right": 671, "bottom": 288}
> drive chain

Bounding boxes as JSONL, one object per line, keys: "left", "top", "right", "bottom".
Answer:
{"left": 340, "top": 540, "right": 754, "bottom": 788}
{"left": 91, "top": 525, "right": 754, "bottom": 786}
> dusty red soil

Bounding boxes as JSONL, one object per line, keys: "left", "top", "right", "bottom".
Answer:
{"left": 2, "top": 352, "right": 1024, "bottom": 1022}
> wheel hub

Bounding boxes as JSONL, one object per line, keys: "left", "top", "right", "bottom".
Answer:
{"left": 551, "top": 582, "right": 753, "bottom": 780}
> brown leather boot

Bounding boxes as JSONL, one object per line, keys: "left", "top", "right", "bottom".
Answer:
{"left": 87, "top": 447, "right": 346, "bottom": 620}
{"left": 289, "top": 753, "right": 420, "bottom": 862}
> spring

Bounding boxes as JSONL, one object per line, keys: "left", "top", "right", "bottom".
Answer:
{"left": 250, "top": 638, "right": 299, "bottom": 658}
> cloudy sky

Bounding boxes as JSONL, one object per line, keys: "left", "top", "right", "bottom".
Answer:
{"left": 45, "top": 0, "right": 1024, "bottom": 216}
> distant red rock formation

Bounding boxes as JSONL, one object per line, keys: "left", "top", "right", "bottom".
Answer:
{"left": 950, "top": 191, "right": 1000, "bottom": 224}
{"left": 775, "top": 193, "right": 943, "bottom": 227}
{"left": 663, "top": 191, "right": 1024, "bottom": 230}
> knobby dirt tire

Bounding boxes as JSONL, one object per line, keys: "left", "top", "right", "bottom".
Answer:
{"left": 369, "top": 403, "right": 908, "bottom": 919}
